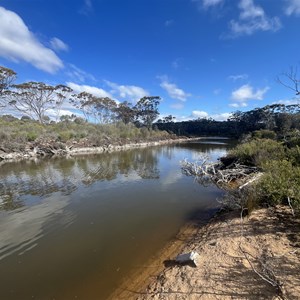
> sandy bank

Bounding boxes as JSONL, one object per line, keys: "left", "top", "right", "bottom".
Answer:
{"left": 111, "top": 205, "right": 300, "bottom": 300}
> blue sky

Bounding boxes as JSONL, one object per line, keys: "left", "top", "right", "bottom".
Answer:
{"left": 0, "top": 0, "right": 299, "bottom": 121}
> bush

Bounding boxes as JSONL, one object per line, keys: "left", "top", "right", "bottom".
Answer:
{"left": 58, "top": 131, "right": 75, "bottom": 142}
{"left": 286, "top": 145, "right": 300, "bottom": 167}
{"left": 27, "top": 132, "right": 38, "bottom": 141}
{"left": 227, "top": 139, "right": 285, "bottom": 168}
{"left": 256, "top": 160, "right": 300, "bottom": 209}
{"left": 140, "top": 127, "right": 150, "bottom": 139}
{"left": 252, "top": 129, "right": 276, "bottom": 140}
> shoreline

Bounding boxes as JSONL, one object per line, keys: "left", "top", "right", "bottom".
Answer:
{"left": 111, "top": 205, "right": 300, "bottom": 300}
{"left": 108, "top": 208, "right": 219, "bottom": 300}
{"left": 0, "top": 137, "right": 201, "bottom": 163}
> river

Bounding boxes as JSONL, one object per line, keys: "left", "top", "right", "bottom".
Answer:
{"left": 0, "top": 138, "right": 233, "bottom": 300}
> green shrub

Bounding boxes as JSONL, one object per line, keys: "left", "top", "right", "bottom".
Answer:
{"left": 286, "top": 145, "right": 300, "bottom": 167}
{"left": 252, "top": 129, "right": 276, "bottom": 140}
{"left": 58, "top": 131, "right": 75, "bottom": 142}
{"left": 286, "top": 136, "right": 300, "bottom": 148}
{"left": 27, "top": 132, "right": 38, "bottom": 141}
{"left": 228, "top": 139, "right": 285, "bottom": 168}
{"left": 256, "top": 160, "right": 300, "bottom": 208}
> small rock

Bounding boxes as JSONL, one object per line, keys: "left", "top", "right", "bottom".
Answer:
{"left": 175, "top": 251, "right": 199, "bottom": 266}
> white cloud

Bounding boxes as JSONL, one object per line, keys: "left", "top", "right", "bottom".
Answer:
{"left": 0, "top": 6, "right": 63, "bottom": 73}
{"left": 47, "top": 108, "right": 78, "bottom": 119}
{"left": 65, "top": 64, "right": 96, "bottom": 83}
{"left": 210, "top": 112, "right": 232, "bottom": 121}
{"left": 67, "top": 82, "right": 113, "bottom": 98}
{"left": 272, "top": 99, "right": 300, "bottom": 105}
{"left": 50, "top": 37, "right": 69, "bottom": 52}
{"left": 159, "top": 76, "right": 191, "bottom": 101}
{"left": 228, "top": 74, "right": 248, "bottom": 81}
{"left": 230, "top": 84, "right": 269, "bottom": 107}
{"left": 105, "top": 81, "right": 149, "bottom": 103}
{"left": 191, "top": 110, "right": 209, "bottom": 118}
{"left": 285, "top": 0, "right": 300, "bottom": 16}
{"left": 191, "top": 110, "right": 231, "bottom": 121}
{"left": 175, "top": 111, "right": 231, "bottom": 122}
{"left": 228, "top": 0, "right": 281, "bottom": 37}
{"left": 229, "top": 102, "right": 248, "bottom": 108}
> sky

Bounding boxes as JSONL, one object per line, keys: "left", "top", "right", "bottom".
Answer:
{"left": 0, "top": 0, "right": 300, "bottom": 121}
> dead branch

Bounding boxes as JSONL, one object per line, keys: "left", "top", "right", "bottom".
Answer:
{"left": 287, "top": 197, "right": 295, "bottom": 217}
{"left": 239, "top": 245, "right": 286, "bottom": 299}
{"left": 277, "top": 66, "right": 300, "bottom": 96}
{"left": 180, "top": 157, "right": 258, "bottom": 188}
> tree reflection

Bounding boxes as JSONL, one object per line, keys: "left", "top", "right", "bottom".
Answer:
{"left": 0, "top": 147, "right": 163, "bottom": 210}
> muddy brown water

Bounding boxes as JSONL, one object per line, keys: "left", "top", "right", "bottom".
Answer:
{"left": 0, "top": 139, "right": 233, "bottom": 300}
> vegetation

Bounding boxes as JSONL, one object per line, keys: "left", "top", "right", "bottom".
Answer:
{"left": 156, "top": 103, "right": 300, "bottom": 138}
{"left": 0, "top": 66, "right": 171, "bottom": 152}
{"left": 223, "top": 129, "right": 300, "bottom": 210}
{"left": 0, "top": 115, "right": 172, "bottom": 152}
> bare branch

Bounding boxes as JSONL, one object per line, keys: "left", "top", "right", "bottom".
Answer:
{"left": 277, "top": 66, "right": 300, "bottom": 96}
{"left": 180, "top": 157, "right": 258, "bottom": 189}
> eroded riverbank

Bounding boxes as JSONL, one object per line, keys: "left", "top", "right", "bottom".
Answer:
{"left": 0, "top": 137, "right": 197, "bottom": 162}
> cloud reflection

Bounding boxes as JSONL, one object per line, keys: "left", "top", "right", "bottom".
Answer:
{"left": 0, "top": 193, "right": 73, "bottom": 260}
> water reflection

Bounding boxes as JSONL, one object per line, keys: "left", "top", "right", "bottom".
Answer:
{"left": 0, "top": 193, "right": 74, "bottom": 260}
{"left": 0, "top": 148, "right": 162, "bottom": 211}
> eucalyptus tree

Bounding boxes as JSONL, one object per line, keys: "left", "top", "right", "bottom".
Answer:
{"left": 69, "top": 92, "right": 94, "bottom": 122}
{"left": 115, "top": 101, "right": 137, "bottom": 124}
{"left": 8, "top": 82, "right": 72, "bottom": 124}
{"left": 0, "top": 66, "right": 17, "bottom": 109}
{"left": 70, "top": 92, "right": 117, "bottom": 124}
{"left": 135, "top": 96, "right": 161, "bottom": 129}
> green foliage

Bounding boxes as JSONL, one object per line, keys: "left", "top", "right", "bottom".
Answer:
{"left": 228, "top": 139, "right": 285, "bottom": 168}
{"left": 256, "top": 160, "right": 300, "bottom": 208}
{"left": 26, "top": 132, "right": 38, "bottom": 142}
{"left": 58, "top": 131, "right": 75, "bottom": 142}
{"left": 286, "top": 145, "right": 300, "bottom": 166}
{"left": 252, "top": 129, "right": 276, "bottom": 139}
{"left": 227, "top": 133, "right": 300, "bottom": 210}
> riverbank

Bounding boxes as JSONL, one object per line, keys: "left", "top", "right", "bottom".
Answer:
{"left": 0, "top": 136, "right": 198, "bottom": 162}
{"left": 110, "top": 205, "right": 300, "bottom": 300}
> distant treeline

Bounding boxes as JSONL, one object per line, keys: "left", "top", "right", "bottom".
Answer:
{"left": 155, "top": 104, "right": 300, "bottom": 138}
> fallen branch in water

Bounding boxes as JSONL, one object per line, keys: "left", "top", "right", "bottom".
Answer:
{"left": 180, "top": 155, "right": 258, "bottom": 188}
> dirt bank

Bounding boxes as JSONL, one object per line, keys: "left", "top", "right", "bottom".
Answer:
{"left": 0, "top": 137, "right": 198, "bottom": 162}
{"left": 111, "top": 206, "right": 300, "bottom": 300}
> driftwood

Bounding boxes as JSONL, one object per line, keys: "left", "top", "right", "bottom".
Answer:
{"left": 180, "top": 155, "right": 258, "bottom": 188}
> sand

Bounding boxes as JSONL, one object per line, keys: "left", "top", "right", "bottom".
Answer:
{"left": 111, "top": 205, "right": 300, "bottom": 300}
